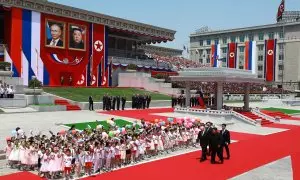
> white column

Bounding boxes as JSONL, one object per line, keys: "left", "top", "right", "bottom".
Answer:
{"left": 185, "top": 82, "right": 191, "bottom": 108}
{"left": 244, "top": 83, "right": 250, "bottom": 111}
{"left": 216, "top": 82, "right": 223, "bottom": 110}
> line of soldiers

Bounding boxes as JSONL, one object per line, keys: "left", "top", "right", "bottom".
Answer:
{"left": 102, "top": 94, "right": 127, "bottom": 111}
{"left": 197, "top": 122, "right": 231, "bottom": 164}
{"left": 171, "top": 95, "right": 200, "bottom": 107}
{"left": 132, "top": 94, "right": 151, "bottom": 109}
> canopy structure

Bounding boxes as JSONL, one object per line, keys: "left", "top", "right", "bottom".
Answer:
{"left": 170, "top": 68, "right": 266, "bottom": 110}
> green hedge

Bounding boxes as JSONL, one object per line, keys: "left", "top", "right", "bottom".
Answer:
{"left": 0, "top": 62, "right": 11, "bottom": 71}
{"left": 28, "top": 78, "right": 43, "bottom": 89}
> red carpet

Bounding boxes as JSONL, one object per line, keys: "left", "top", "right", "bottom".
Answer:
{"left": 0, "top": 172, "right": 40, "bottom": 180}
{"left": 82, "top": 126, "right": 300, "bottom": 180}
{"left": 99, "top": 108, "right": 174, "bottom": 123}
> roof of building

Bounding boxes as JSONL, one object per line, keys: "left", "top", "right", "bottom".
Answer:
{"left": 190, "top": 21, "right": 300, "bottom": 37}
{"left": 1, "top": 0, "right": 176, "bottom": 42}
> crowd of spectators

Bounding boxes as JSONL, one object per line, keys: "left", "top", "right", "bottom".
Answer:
{"left": 172, "top": 82, "right": 290, "bottom": 94}
{"left": 0, "top": 80, "right": 15, "bottom": 98}
{"left": 150, "top": 54, "right": 207, "bottom": 70}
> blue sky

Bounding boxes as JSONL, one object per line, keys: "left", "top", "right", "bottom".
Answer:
{"left": 50, "top": 0, "right": 300, "bottom": 50}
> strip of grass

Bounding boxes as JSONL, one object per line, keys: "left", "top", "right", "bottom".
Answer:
{"left": 64, "top": 119, "right": 138, "bottom": 131}
{"left": 262, "top": 107, "right": 300, "bottom": 115}
{"left": 44, "top": 87, "right": 170, "bottom": 102}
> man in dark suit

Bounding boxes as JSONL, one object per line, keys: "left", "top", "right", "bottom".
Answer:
{"left": 88, "top": 96, "right": 94, "bottom": 111}
{"left": 47, "top": 23, "right": 64, "bottom": 47}
{"left": 106, "top": 96, "right": 111, "bottom": 111}
{"left": 220, "top": 124, "right": 231, "bottom": 159}
{"left": 121, "top": 95, "right": 126, "bottom": 110}
{"left": 197, "top": 126, "right": 209, "bottom": 162}
{"left": 171, "top": 95, "right": 176, "bottom": 107}
{"left": 210, "top": 127, "right": 223, "bottom": 164}
{"left": 146, "top": 94, "right": 151, "bottom": 108}
{"left": 116, "top": 95, "right": 121, "bottom": 110}
{"left": 112, "top": 96, "right": 117, "bottom": 110}
{"left": 102, "top": 94, "right": 107, "bottom": 110}
{"left": 206, "top": 122, "right": 213, "bottom": 156}
{"left": 142, "top": 94, "right": 147, "bottom": 109}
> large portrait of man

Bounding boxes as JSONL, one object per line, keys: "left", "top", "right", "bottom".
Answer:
{"left": 69, "top": 24, "right": 86, "bottom": 51}
{"left": 45, "top": 20, "right": 65, "bottom": 48}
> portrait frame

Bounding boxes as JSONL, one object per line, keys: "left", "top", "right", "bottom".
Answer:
{"left": 68, "top": 23, "right": 87, "bottom": 51}
{"left": 45, "top": 19, "right": 66, "bottom": 49}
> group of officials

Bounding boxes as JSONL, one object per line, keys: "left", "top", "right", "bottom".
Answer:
{"left": 88, "top": 94, "right": 126, "bottom": 111}
{"left": 131, "top": 94, "right": 151, "bottom": 109}
{"left": 197, "top": 122, "right": 231, "bottom": 164}
{"left": 102, "top": 94, "right": 127, "bottom": 111}
{"left": 171, "top": 95, "right": 200, "bottom": 108}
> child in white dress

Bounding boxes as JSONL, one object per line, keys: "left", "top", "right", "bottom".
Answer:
{"left": 63, "top": 149, "right": 73, "bottom": 180}
{"left": 40, "top": 149, "right": 50, "bottom": 178}
{"left": 5, "top": 138, "right": 12, "bottom": 166}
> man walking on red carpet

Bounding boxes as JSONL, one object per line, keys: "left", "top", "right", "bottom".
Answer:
{"left": 197, "top": 125, "right": 209, "bottom": 162}
{"left": 220, "top": 124, "right": 231, "bottom": 159}
{"left": 210, "top": 128, "right": 223, "bottom": 164}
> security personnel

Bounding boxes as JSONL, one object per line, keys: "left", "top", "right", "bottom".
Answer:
{"left": 88, "top": 96, "right": 94, "bottom": 111}
{"left": 116, "top": 95, "right": 121, "bottom": 110}
{"left": 121, "top": 95, "right": 126, "bottom": 110}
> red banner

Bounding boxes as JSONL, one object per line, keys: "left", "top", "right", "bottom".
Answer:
{"left": 227, "top": 43, "right": 237, "bottom": 68}
{"left": 91, "top": 24, "right": 105, "bottom": 87}
{"left": 265, "top": 39, "right": 276, "bottom": 82}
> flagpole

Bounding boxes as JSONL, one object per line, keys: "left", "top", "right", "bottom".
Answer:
{"left": 281, "top": 23, "right": 285, "bottom": 99}
{"left": 36, "top": 49, "right": 39, "bottom": 78}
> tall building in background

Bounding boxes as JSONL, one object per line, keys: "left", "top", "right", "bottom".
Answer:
{"left": 190, "top": 17, "right": 300, "bottom": 85}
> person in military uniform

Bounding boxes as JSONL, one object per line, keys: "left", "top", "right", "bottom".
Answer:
{"left": 132, "top": 94, "right": 136, "bottom": 109}
{"left": 88, "top": 96, "right": 94, "bottom": 111}
{"left": 102, "top": 94, "right": 107, "bottom": 110}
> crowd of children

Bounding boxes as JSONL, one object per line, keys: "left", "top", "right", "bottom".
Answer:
{"left": 5, "top": 117, "right": 203, "bottom": 179}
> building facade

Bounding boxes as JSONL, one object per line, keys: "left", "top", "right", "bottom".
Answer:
{"left": 190, "top": 21, "right": 300, "bottom": 85}
{"left": 0, "top": 0, "right": 176, "bottom": 87}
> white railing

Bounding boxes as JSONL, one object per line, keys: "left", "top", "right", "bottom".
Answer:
{"left": 251, "top": 108, "right": 275, "bottom": 122}
{"left": 230, "top": 111, "right": 259, "bottom": 126}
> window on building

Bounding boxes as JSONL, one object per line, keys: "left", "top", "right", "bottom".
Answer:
{"left": 214, "top": 39, "right": 219, "bottom": 44}
{"left": 258, "top": 33, "right": 264, "bottom": 40}
{"left": 199, "top": 49, "right": 203, "bottom": 55}
{"left": 199, "top": 59, "right": 203, "bottom": 64}
{"left": 222, "top": 37, "right": 227, "bottom": 44}
{"left": 230, "top": 36, "right": 236, "bottom": 43}
{"left": 279, "top": 31, "right": 284, "bottom": 39}
{"left": 248, "top": 34, "right": 254, "bottom": 41}
{"left": 279, "top": 44, "right": 284, "bottom": 50}
{"left": 199, "top": 40, "right": 203, "bottom": 46}
{"left": 258, "top": 55, "right": 264, "bottom": 61}
{"left": 258, "top": 45, "right": 264, "bottom": 51}
{"left": 279, "top": 54, "right": 284, "bottom": 61}
{"left": 258, "top": 65, "right": 263, "bottom": 71}
{"left": 268, "top": 32, "right": 274, "bottom": 39}
{"left": 239, "top": 46, "right": 245, "bottom": 52}
{"left": 206, "top": 58, "right": 210, "bottom": 64}
{"left": 258, "top": 75, "right": 263, "bottom": 78}
{"left": 239, "top": 35, "right": 245, "bottom": 42}
{"left": 279, "top": 65, "right": 284, "bottom": 70}
{"left": 207, "top": 39, "right": 211, "bottom": 46}
{"left": 222, "top": 47, "right": 227, "bottom": 54}
{"left": 206, "top": 49, "right": 211, "bottom": 55}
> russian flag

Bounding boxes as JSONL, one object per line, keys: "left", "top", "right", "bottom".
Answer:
{"left": 210, "top": 44, "right": 220, "bottom": 67}
{"left": 244, "top": 41, "right": 257, "bottom": 74}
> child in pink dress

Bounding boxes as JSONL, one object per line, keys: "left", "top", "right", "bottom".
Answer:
{"left": 40, "top": 149, "right": 50, "bottom": 178}
{"left": 5, "top": 138, "right": 12, "bottom": 166}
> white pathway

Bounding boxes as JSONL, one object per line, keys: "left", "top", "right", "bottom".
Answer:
{"left": 231, "top": 156, "right": 293, "bottom": 180}
{"left": 153, "top": 112, "right": 287, "bottom": 135}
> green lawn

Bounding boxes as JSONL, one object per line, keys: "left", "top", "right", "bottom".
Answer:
{"left": 44, "top": 87, "right": 170, "bottom": 102}
{"left": 65, "top": 119, "right": 139, "bottom": 131}
{"left": 262, "top": 107, "right": 300, "bottom": 115}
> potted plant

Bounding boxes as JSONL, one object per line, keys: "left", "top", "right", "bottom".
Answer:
{"left": 0, "top": 62, "right": 11, "bottom": 71}
{"left": 24, "top": 77, "right": 43, "bottom": 95}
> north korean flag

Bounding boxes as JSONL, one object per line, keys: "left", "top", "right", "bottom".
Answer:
{"left": 264, "top": 39, "right": 277, "bottom": 82}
